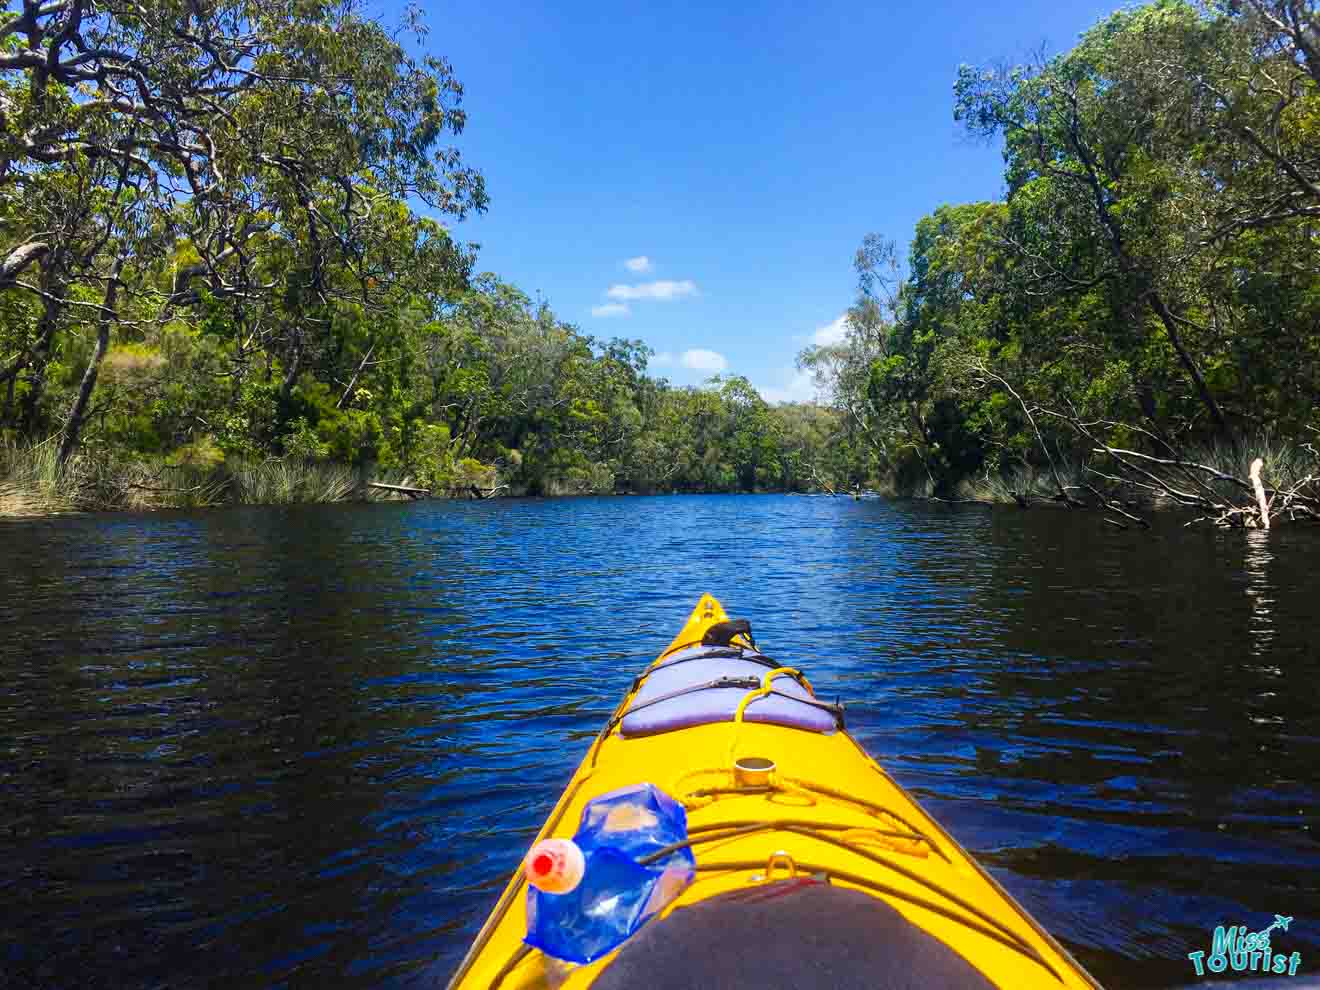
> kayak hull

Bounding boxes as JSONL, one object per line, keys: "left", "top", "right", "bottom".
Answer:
{"left": 447, "top": 594, "right": 1100, "bottom": 989}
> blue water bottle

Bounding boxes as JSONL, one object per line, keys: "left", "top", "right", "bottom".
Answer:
{"left": 523, "top": 783, "right": 695, "bottom": 963}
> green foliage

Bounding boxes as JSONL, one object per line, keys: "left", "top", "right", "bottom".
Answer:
{"left": 283, "top": 419, "right": 331, "bottom": 461}
{"left": 813, "top": 0, "right": 1320, "bottom": 498}
{"left": 14, "top": 0, "right": 1310, "bottom": 513}
{"left": 0, "top": 0, "right": 484, "bottom": 472}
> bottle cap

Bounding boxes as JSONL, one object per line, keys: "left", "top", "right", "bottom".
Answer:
{"left": 524, "top": 838, "right": 585, "bottom": 894}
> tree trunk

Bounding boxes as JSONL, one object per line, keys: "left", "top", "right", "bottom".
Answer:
{"left": 17, "top": 281, "right": 67, "bottom": 434}
{"left": 279, "top": 329, "right": 302, "bottom": 402}
{"left": 1249, "top": 457, "right": 1270, "bottom": 530}
{"left": 1147, "top": 292, "right": 1231, "bottom": 441}
{"left": 57, "top": 255, "right": 125, "bottom": 467}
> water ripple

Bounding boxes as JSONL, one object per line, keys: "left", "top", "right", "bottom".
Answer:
{"left": 2, "top": 496, "right": 1318, "bottom": 989}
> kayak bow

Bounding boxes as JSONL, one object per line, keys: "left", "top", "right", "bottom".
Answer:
{"left": 448, "top": 594, "right": 1101, "bottom": 989}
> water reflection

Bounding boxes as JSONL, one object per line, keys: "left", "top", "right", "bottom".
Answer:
{"left": 1244, "top": 528, "right": 1276, "bottom": 660}
{"left": 2, "top": 497, "right": 1318, "bottom": 989}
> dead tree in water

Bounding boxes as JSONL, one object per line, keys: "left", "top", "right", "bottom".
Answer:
{"left": 969, "top": 361, "right": 1319, "bottom": 530}
{"left": 808, "top": 463, "right": 838, "bottom": 496}
{"left": 1056, "top": 414, "right": 1316, "bottom": 529}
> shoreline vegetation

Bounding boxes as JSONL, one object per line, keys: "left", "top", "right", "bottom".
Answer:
{"left": 5, "top": 431, "right": 1312, "bottom": 522}
{"left": 2, "top": 1, "right": 1317, "bottom": 528}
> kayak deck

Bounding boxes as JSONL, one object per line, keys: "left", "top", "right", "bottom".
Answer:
{"left": 448, "top": 594, "right": 1099, "bottom": 989}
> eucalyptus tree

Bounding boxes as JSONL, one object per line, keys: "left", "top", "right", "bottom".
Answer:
{"left": 0, "top": 0, "right": 485, "bottom": 463}
{"left": 954, "top": 2, "right": 1244, "bottom": 439}
{"left": 1233, "top": 0, "right": 1320, "bottom": 86}
{"left": 954, "top": 0, "right": 1319, "bottom": 446}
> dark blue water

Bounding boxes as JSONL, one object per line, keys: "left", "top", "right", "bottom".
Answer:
{"left": 2, "top": 495, "right": 1318, "bottom": 988}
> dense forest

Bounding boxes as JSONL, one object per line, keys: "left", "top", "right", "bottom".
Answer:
{"left": 1, "top": 0, "right": 1316, "bottom": 523}
{"left": 0, "top": 0, "right": 877, "bottom": 510}
{"left": 811, "top": 0, "right": 1320, "bottom": 525}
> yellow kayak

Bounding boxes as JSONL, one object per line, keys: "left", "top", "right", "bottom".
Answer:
{"left": 448, "top": 594, "right": 1101, "bottom": 989}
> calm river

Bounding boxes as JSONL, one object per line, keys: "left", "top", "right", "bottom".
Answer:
{"left": 2, "top": 495, "right": 1318, "bottom": 988}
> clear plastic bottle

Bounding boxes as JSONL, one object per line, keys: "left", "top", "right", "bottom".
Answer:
{"left": 524, "top": 783, "right": 695, "bottom": 963}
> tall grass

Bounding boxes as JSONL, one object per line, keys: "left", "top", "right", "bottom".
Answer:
{"left": 1182, "top": 431, "right": 1318, "bottom": 498}
{"left": 0, "top": 440, "right": 72, "bottom": 515}
{"left": 227, "top": 459, "right": 358, "bottom": 504}
{"left": 958, "top": 461, "right": 1087, "bottom": 505}
{"left": 956, "top": 431, "right": 1318, "bottom": 508}
{"left": 0, "top": 443, "right": 395, "bottom": 516}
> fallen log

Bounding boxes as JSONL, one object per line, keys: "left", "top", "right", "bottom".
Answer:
{"left": 368, "top": 481, "right": 431, "bottom": 499}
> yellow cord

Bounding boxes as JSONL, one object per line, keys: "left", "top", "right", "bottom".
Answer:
{"left": 727, "top": 667, "right": 809, "bottom": 768}
{"left": 732, "top": 667, "right": 808, "bottom": 724}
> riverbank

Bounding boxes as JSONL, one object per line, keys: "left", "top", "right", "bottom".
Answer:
{"left": 0, "top": 444, "right": 822, "bottom": 517}
{"left": 0, "top": 445, "right": 406, "bottom": 517}
{"left": 6, "top": 436, "right": 1315, "bottom": 529}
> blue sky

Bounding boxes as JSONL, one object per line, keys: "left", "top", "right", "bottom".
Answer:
{"left": 405, "top": 0, "right": 1122, "bottom": 402}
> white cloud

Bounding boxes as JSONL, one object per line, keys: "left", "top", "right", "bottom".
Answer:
{"left": 652, "top": 351, "right": 675, "bottom": 367}
{"left": 681, "top": 348, "right": 727, "bottom": 373}
{"left": 591, "top": 302, "right": 630, "bottom": 318}
{"left": 623, "top": 256, "right": 653, "bottom": 273}
{"left": 811, "top": 314, "right": 851, "bottom": 346}
{"left": 606, "top": 279, "right": 698, "bottom": 302}
{"left": 757, "top": 369, "right": 819, "bottom": 405}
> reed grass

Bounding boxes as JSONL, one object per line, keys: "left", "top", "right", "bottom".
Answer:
{"left": 226, "top": 459, "right": 358, "bottom": 505}
{"left": 0, "top": 443, "right": 394, "bottom": 515}
{"left": 1181, "top": 432, "right": 1318, "bottom": 498}
{"left": 0, "top": 440, "right": 76, "bottom": 515}
{"left": 955, "top": 430, "right": 1318, "bottom": 508}
{"left": 957, "top": 461, "right": 1087, "bottom": 504}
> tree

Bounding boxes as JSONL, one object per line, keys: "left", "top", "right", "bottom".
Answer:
{"left": 0, "top": 0, "right": 486, "bottom": 465}
{"left": 955, "top": 3, "right": 1240, "bottom": 438}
